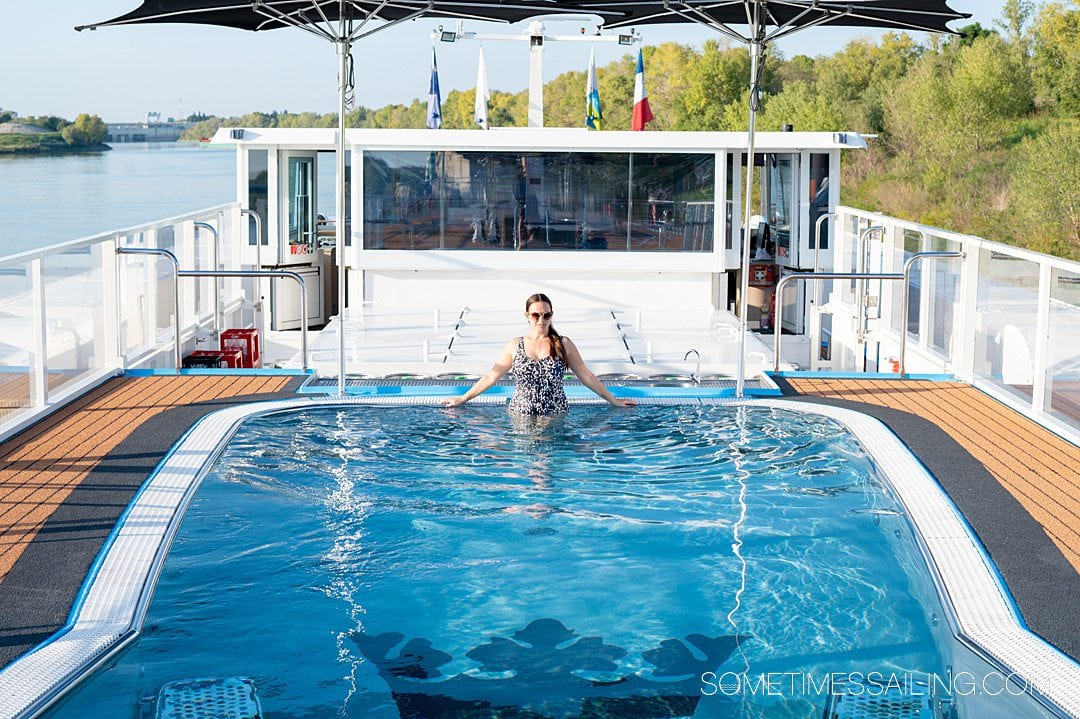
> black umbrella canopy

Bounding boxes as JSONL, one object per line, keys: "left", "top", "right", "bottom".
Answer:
{"left": 75, "top": 0, "right": 629, "bottom": 34}
{"left": 572, "top": 0, "right": 969, "bottom": 39}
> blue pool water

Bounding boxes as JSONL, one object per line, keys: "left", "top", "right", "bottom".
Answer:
{"left": 49, "top": 405, "right": 954, "bottom": 718}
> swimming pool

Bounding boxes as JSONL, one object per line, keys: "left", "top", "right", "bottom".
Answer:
{"left": 18, "top": 401, "right": 1078, "bottom": 718}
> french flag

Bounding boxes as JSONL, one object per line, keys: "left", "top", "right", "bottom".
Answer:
{"left": 631, "top": 48, "right": 654, "bottom": 131}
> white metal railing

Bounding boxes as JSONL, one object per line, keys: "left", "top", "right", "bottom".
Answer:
{"left": 818, "top": 207, "right": 1080, "bottom": 438}
{"left": 0, "top": 203, "right": 251, "bottom": 441}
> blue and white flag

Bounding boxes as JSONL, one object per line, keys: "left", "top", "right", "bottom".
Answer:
{"left": 427, "top": 47, "right": 442, "bottom": 129}
{"left": 474, "top": 46, "right": 491, "bottom": 129}
{"left": 585, "top": 47, "right": 603, "bottom": 130}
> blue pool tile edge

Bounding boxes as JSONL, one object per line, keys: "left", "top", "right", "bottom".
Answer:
{"left": 1, "top": 396, "right": 1077, "bottom": 719}
{"left": 124, "top": 368, "right": 314, "bottom": 377}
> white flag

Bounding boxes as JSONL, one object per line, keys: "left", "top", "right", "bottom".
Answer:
{"left": 474, "top": 47, "right": 491, "bottom": 129}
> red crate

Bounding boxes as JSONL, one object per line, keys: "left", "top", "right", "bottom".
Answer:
{"left": 184, "top": 349, "right": 243, "bottom": 369}
{"left": 221, "top": 328, "right": 261, "bottom": 368}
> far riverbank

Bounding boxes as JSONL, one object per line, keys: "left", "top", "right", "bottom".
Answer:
{"left": 0, "top": 133, "right": 111, "bottom": 155}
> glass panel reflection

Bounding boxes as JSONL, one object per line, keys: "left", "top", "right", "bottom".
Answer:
{"left": 0, "top": 260, "right": 33, "bottom": 421}
{"left": 974, "top": 249, "right": 1039, "bottom": 403}
{"left": 43, "top": 247, "right": 105, "bottom": 395}
{"left": 362, "top": 151, "right": 713, "bottom": 252}
{"left": 1048, "top": 268, "right": 1080, "bottom": 427}
{"left": 928, "top": 234, "right": 961, "bottom": 355}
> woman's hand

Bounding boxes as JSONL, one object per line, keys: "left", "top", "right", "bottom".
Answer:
{"left": 609, "top": 397, "right": 637, "bottom": 408}
{"left": 443, "top": 396, "right": 467, "bottom": 408}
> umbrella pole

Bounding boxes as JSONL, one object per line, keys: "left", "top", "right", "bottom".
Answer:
{"left": 735, "top": 38, "right": 763, "bottom": 398}
{"left": 336, "top": 37, "right": 349, "bottom": 396}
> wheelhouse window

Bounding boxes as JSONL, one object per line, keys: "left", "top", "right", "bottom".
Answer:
{"left": 362, "top": 150, "right": 714, "bottom": 252}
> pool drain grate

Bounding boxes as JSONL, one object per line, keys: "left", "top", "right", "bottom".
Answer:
{"left": 823, "top": 677, "right": 937, "bottom": 719}
{"left": 156, "top": 676, "right": 262, "bottom": 719}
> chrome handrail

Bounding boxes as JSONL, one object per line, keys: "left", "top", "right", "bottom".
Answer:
{"left": 193, "top": 221, "right": 220, "bottom": 337}
{"left": 773, "top": 256, "right": 965, "bottom": 376}
{"left": 240, "top": 208, "right": 267, "bottom": 348}
{"left": 899, "top": 251, "right": 966, "bottom": 378}
{"left": 773, "top": 271, "right": 904, "bottom": 373}
{"left": 179, "top": 270, "right": 309, "bottom": 371}
{"left": 116, "top": 247, "right": 182, "bottom": 372}
{"left": 116, "top": 248, "right": 309, "bottom": 371}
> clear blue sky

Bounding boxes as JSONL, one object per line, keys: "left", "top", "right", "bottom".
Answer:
{"left": 3, "top": 1, "right": 1002, "bottom": 123}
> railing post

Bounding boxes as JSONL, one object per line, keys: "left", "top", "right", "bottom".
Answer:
{"left": 1032, "top": 262, "right": 1053, "bottom": 414}
{"left": 30, "top": 259, "right": 48, "bottom": 407}
{"left": 100, "top": 237, "right": 122, "bottom": 371}
{"left": 953, "top": 241, "right": 982, "bottom": 382}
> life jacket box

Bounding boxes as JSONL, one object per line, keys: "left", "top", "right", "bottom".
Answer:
{"left": 183, "top": 349, "right": 244, "bottom": 369}
{"left": 220, "top": 328, "right": 261, "bottom": 368}
{"left": 748, "top": 262, "right": 777, "bottom": 287}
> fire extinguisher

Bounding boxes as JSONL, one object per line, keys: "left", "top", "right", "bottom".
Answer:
{"left": 760, "top": 296, "right": 772, "bottom": 331}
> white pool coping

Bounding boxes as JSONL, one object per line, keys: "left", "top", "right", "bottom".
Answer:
{"left": 1, "top": 396, "right": 1078, "bottom": 719}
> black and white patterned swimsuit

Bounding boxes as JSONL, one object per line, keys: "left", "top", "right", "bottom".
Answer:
{"left": 508, "top": 337, "right": 570, "bottom": 416}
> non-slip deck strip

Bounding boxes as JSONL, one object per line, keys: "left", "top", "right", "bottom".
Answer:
{"left": 1, "top": 395, "right": 1078, "bottom": 719}
{"left": 785, "top": 379, "right": 1080, "bottom": 573}
{"left": 0, "top": 375, "right": 296, "bottom": 584}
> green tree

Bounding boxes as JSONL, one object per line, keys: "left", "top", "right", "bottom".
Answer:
{"left": 814, "top": 33, "right": 922, "bottom": 133}
{"left": 60, "top": 113, "right": 106, "bottom": 145}
{"left": 544, "top": 68, "right": 587, "bottom": 128}
{"left": 944, "top": 22, "right": 997, "bottom": 50}
{"left": 20, "top": 115, "right": 69, "bottom": 131}
{"left": 949, "top": 34, "right": 1033, "bottom": 147}
{"left": 0, "top": 108, "right": 15, "bottom": 124}
{"left": 180, "top": 117, "right": 223, "bottom": 140}
{"left": 489, "top": 90, "right": 528, "bottom": 127}
{"left": 676, "top": 41, "right": 771, "bottom": 130}
{"left": 759, "top": 80, "right": 844, "bottom": 131}
{"left": 1031, "top": 1, "right": 1080, "bottom": 112}
{"left": 1009, "top": 120, "right": 1080, "bottom": 259}
{"left": 998, "top": 0, "right": 1035, "bottom": 51}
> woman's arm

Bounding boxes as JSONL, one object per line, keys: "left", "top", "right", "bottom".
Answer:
{"left": 563, "top": 338, "right": 636, "bottom": 408}
{"left": 443, "top": 338, "right": 517, "bottom": 407}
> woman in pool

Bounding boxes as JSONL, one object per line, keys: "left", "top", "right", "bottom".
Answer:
{"left": 443, "top": 293, "right": 635, "bottom": 414}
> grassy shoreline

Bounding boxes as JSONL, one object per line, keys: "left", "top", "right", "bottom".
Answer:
{"left": 0, "top": 133, "right": 110, "bottom": 155}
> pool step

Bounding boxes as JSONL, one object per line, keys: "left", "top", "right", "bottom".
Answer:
{"left": 822, "top": 676, "right": 939, "bottom": 719}
{"left": 155, "top": 677, "right": 262, "bottom": 719}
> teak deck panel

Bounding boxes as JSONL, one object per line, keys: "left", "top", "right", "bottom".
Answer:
{"left": 786, "top": 378, "right": 1080, "bottom": 573}
{"left": 0, "top": 375, "right": 294, "bottom": 582}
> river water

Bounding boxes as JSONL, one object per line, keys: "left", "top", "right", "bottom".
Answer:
{"left": 0, "top": 143, "right": 236, "bottom": 258}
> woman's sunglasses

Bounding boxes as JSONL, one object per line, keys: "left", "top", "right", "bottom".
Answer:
{"left": 528, "top": 311, "right": 553, "bottom": 321}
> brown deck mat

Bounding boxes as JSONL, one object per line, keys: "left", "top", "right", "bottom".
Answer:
{"left": 778, "top": 377, "right": 1080, "bottom": 660}
{"left": 0, "top": 374, "right": 302, "bottom": 667}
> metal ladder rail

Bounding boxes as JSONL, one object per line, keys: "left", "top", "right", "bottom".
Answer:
{"left": 772, "top": 251, "right": 965, "bottom": 375}
{"left": 116, "top": 248, "right": 309, "bottom": 371}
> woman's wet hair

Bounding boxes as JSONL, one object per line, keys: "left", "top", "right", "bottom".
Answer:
{"left": 525, "top": 293, "right": 566, "bottom": 363}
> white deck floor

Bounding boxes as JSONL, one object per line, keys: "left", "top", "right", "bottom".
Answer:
{"left": 274, "top": 304, "right": 780, "bottom": 379}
